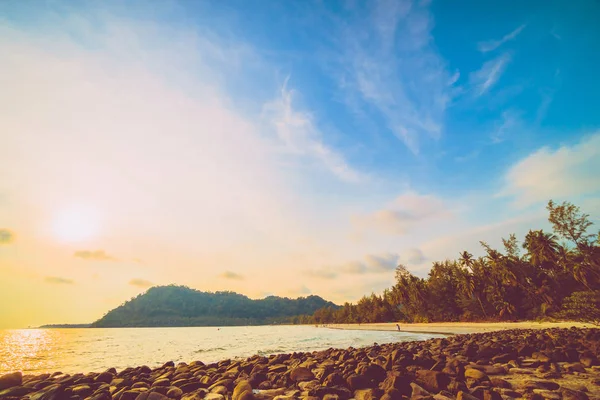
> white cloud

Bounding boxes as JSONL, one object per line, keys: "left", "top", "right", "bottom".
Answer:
{"left": 263, "top": 80, "right": 364, "bottom": 183}
{"left": 353, "top": 192, "right": 449, "bottom": 235}
{"left": 501, "top": 133, "right": 600, "bottom": 206}
{"left": 470, "top": 53, "right": 511, "bottom": 96}
{"left": 334, "top": 0, "right": 454, "bottom": 154}
{"left": 478, "top": 25, "right": 526, "bottom": 53}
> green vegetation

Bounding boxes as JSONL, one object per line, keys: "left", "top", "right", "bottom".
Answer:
{"left": 38, "top": 324, "right": 91, "bottom": 328}
{"left": 557, "top": 290, "right": 600, "bottom": 326}
{"left": 308, "top": 200, "right": 600, "bottom": 324}
{"left": 91, "top": 286, "right": 338, "bottom": 327}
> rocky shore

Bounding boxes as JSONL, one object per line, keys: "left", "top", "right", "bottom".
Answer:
{"left": 0, "top": 328, "right": 598, "bottom": 400}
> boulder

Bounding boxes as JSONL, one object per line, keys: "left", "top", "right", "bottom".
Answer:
{"left": 416, "top": 370, "right": 451, "bottom": 393}
{"left": 522, "top": 380, "right": 560, "bottom": 391}
{"left": 290, "top": 367, "right": 315, "bottom": 383}
{"left": 0, "top": 372, "right": 22, "bottom": 390}
{"left": 232, "top": 380, "right": 253, "bottom": 400}
{"left": 465, "top": 369, "right": 489, "bottom": 382}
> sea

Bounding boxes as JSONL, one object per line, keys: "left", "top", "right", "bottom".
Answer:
{"left": 0, "top": 326, "right": 446, "bottom": 375}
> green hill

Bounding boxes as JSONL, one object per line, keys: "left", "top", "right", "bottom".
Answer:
{"left": 91, "top": 285, "right": 338, "bottom": 327}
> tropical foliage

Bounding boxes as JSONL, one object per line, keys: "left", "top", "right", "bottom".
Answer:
{"left": 308, "top": 200, "right": 600, "bottom": 324}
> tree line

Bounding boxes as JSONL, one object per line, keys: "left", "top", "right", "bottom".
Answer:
{"left": 305, "top": 200, "right": 600, "bottom": 325}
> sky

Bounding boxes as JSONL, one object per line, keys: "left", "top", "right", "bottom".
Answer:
{"left": 1, "top": 0, "right": 599, "bottom": 328}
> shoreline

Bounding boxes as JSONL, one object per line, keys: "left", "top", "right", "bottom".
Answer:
{"left": 325, "top": 321, "right": 594, "bottom": 335}
{"left": 0, "top": 327, "right": 598, "bottom": 400}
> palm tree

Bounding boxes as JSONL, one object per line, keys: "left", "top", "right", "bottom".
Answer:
{"left": 523, "top": 230, "right": 559, "bottom": 272}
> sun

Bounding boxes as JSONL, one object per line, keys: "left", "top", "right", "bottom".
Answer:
{"left": 52, "top": 206, "right": 100, "bottom": 243}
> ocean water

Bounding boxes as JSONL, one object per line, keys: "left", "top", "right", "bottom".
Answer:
{"left": 0, "top": 326, "right": 445, "bottom": 375}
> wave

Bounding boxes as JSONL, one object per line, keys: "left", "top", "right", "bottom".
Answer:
{"left": 256, "top": 347, "right": 288, "bottom": 355}
{"left": 193, "top": 347, "right": 227, "bottom": 354}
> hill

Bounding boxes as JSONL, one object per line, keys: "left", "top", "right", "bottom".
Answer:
{"left": 91, "top": 285, "right": 339, "bottom": 327}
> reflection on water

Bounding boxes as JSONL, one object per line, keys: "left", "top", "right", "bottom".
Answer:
{"left": 0, "top": 326, "right": 444, "bottom": 374}
{"left": 0, "top": 329, "right": 56, "bottom": 374}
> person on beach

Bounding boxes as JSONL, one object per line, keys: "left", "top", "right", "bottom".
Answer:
{"left": 396, "top": 323, "right": 400, "bottom": 331}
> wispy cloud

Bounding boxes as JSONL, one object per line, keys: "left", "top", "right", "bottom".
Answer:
{"left": 304, "top": 268, "right": 338, "bottom": 280}
{"left": 400, "top": 247, "right": 426, "bottom": 265}
{"left": 470, "top": 53, "right": 511, "bottom": 96}
{"left": 333, "top": 0, "right": 454, "bottom": 154}
{"left": 264, "top": 80, "right": 364, "bottom": 183}
{"left": 129, "top": 278, "right": 153, "bottom": 288}
{"left": 329, "top": 253, "right": 400, "bottom": 277}
{"left": 74, "top": 250, "right": 116, "bottom": 261}
{"left": 220, "top": 271, "right": 245, "bottom": 280}
{"left": 490, "top": 110, "right": 521, "bottom": 144}
{"left": 45, "top": 276, "right": 74, "bottom": 285}
{"left": 0, "top": 229, "right": 14, "bottom": 245}
{"left": 478, "top": 24, "right": 526, "bottom": 53}
{"left": 501, "top": 133, "right": 600, "bottom": 206}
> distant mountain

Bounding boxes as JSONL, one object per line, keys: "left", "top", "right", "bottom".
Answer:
{"left": 38, "top": 324, "right": 91, "bottom": 328}
{"left": 91, "top": 285, "right": 339, "bottom": 327}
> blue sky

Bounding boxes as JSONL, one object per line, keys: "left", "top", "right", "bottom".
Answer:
{"left": 1, "top": 0, "right": 599, "bottom": 326}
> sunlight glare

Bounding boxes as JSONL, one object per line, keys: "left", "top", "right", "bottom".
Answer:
{"left": 52, "top": 206, "right": 100, "bottom": 243}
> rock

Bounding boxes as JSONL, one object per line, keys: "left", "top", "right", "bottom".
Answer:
{"left": 357, "top": 364, "right": 387, "bottom": 384}
{"left": 0, "top": 372, "right": 22, "bottom": 390}
{"left": 210, "top": 386, "right": 227, "bottom": 395}
{"left": 28, "top": 383, "right": 66, "bottom": 400}
{"left": 71, "top": 384, "right": 93, "bottom": 397}
{"left": 253, "top": 388, "right": 286, "bottom": 400}
{"left": 181, "top": 383, "right": 206, "bottom": 393}
{"left": 522, "top": 380, "right": 560, "bottom": 391}
{"left": 90, "top": 392, "right": 112, "bottom": 400}
{"left": 579, "top": 353, "right": 598, "bottom": 367}
{"left": 457, "top": 391, "right": 478, "bottom": 400}
{"left": 532, "top": 353, "right": 552, "bottom": 363}
{"left": 410, "top": 382, "right": 432, "bottom": 397}
{"left": 95, "top": 372, "right": 114, "bottom": 384}
{"left": 0, "top": 385, "right": 33, "bottom": 397}
{"left": 153, "top": 379, "right": 171, "bottom": 387}
{"left": 346, "top": 374, "right": 370, "bottom": 390}
{"left": 470, "top": 387, "right": 502, "bottom": 400}
{"left": 465, "top": 369, "right": 489, "bottom": 382}
{"left": 490, "top": 379, "right": 511, "bottom": 389}
{"left": 232, "top": 380, "right": 252, "bottom": 400}
{"left": 416, "top": 370, "right": 451, "bottom": 393}
{"left": 380, "top": 373, "right": 411, "bottom": 396}
{"left": 167, "top": 386, "right": 184, "bottom": 398}
{"left": 310, "top": 386, "right": 352, "bottom": 400}
{"left": 290, "top": 367, "right": 314, "bottom": 383}
{"left": 532, "top": 390, "right": 560, "bottom": 400}
{"left": 560, "top": 388, "right": 589, "bottom": 400}
{"left": 563, "top": 363, "right": 586, "bottom": 373}
{"left": 508, "top": 368, "right": 534, "bottom": 375}
{"left": 354, "top": 388, "right": 383, "bottom": 400}
{"left": 181, "top": 391, "right": 208, "bottom": 400}
{"left": 491, "top": 354, "right": 514, "bottom": 364}
{"left": 204, "top": 394, "right": 224, "bottom": 400}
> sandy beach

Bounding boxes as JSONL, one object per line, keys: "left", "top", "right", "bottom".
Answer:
{"left": 327, "top": 321, "right": 594, "bottom": 335}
